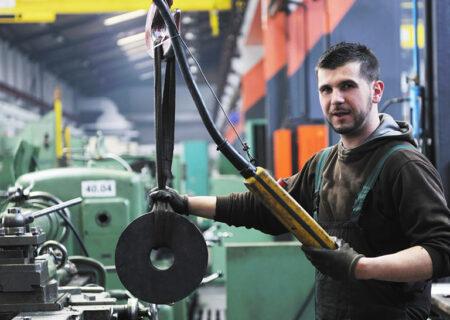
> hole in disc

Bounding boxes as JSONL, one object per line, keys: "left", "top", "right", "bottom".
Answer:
{"left": 149, "top": 247, "right": 175, "bottom": 270}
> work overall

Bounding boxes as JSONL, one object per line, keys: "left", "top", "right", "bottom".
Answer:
{"left": 312, "top": 144, "right": 430, "bottom": 320}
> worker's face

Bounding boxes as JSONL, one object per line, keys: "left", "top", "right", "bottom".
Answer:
{"left": 317, "top": 62, "right": 384, "bottom": 136}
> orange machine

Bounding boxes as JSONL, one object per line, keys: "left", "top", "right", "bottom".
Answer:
{"left": 297, "top": 124, "right": 328, "bottom": 170}
{"left": 273, "top": 128, "right": 293, "bottom": 179}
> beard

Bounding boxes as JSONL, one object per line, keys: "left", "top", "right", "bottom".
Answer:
{"left": 327, "top": 99, "right": 372, "bottom": 136}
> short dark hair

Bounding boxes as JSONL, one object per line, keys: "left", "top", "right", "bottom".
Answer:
{"left": 316, "top": 42, "right": 380, "bottom": 82}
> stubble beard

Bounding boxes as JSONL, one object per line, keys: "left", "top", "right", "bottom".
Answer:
{"left": 327, "top": 99, "right": 373, "bottom": 136}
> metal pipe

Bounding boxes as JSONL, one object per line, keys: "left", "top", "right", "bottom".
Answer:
{"left": 410, "top": 0, "right": 422, "bottom": 142}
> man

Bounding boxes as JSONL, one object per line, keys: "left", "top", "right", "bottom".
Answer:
{"left": 151, "top": 42, "right": 450, "bottom": 319}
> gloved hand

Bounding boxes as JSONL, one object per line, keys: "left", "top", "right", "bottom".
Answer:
{"left": 148, "top": 187, "right": 189, "bottom": 215}
{"left": 301, "top": 238, "right": 364, "bottom": 281}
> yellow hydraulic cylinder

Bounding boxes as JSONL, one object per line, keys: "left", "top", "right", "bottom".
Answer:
{"left": 53, "top": 88, "right": 63, "bottom": 161}
{"left": 244, "top": 167, "right": 336, "bottom": 249}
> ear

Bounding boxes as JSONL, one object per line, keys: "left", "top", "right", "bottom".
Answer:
{"left": 371, "top": 80, "right": 384, "bottom": 103}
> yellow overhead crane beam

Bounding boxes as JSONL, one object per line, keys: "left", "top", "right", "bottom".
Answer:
{"left": 0, "top": 0, "right": 231, "bottom": 23}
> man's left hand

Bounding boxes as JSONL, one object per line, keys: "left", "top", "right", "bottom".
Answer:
{"left": 302, "top": 239, "right": 364, "bottom": 281}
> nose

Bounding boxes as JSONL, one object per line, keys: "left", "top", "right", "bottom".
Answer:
{"left": 331, "top": 89, "right": 345, "bottom": 105}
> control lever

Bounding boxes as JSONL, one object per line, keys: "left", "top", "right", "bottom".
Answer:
{"left": 1, "top": 197, "right": 82, "bottom": 227}
{"left": 28, "top": 197, "right": 82, "bottom": 221}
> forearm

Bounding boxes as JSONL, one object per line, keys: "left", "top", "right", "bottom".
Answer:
{"left": 354, "top": 246, "right": 433, "bottom": 282}
{"left": 187, "top": 196, "right": 217, "bottom": 219}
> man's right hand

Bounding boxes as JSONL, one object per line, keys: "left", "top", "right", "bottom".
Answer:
{"left": 148, "top": 187, "right": 189, "bottom": 215}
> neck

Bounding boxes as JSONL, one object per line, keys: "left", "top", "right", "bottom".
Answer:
{"left": 341, "top": 112, "right": 380, "bottom": 149}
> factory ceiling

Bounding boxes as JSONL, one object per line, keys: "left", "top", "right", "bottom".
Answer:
{"left": 0, "top": 7, "right": 241, "bottom": 97}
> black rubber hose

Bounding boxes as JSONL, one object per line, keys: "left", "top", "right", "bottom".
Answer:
{"left": 28, "top": 192, "right": 89, "bottom": 257}
{"left": 152, "top": 0, "right": 256, "bottom": 178}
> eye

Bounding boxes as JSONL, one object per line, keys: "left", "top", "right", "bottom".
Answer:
{"left": 320, "top": 86, "right": 332, "bottom": 95}
{"left": 340, "top": 81, "right": 356, "bottom": 90}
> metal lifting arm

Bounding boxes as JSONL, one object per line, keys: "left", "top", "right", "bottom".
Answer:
{"left": 152, "top": 0, "right": 336, "bottom": 249}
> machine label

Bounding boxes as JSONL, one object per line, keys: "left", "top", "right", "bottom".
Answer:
{"left": 81, "top": 180, "right": 116, "bottom": 197}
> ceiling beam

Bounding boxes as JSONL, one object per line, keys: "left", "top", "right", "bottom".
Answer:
{"left": 31, "top": 22, "right": 143, "bottom": 61}
{"left": 81, "top": 76, "right": 149, "bottom": 95}
{"left": 12, "top": 15, "right": 100, "bottom": 46}
{"left": 64, "top": 63, "right": 143, "bottom": 87}
{"left": 62, "top": 59, "right": 151, "bottom": 84}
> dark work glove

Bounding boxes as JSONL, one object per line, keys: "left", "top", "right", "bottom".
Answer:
{"left": 301, "top": 238, "right": 364, "bottom": 281}
{"left": 148, "top": 187, "right": 189, "bottom": 215}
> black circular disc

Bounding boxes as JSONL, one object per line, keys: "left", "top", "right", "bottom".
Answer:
{"left": 115, "top": 211, "right": 208, "bottom": 304}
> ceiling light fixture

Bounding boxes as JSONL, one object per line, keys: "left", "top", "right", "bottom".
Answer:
{"left": 181, "top": 16, "right": 193, "bottom": 25}
{"left": 189, "top": 65, "right": 199, "bottom": 75}
{"left": 185, "top": 32, "right": 196, "bottom": 40}
{"left": 135, "top": 60, "right": 153, "bottom": 70}
{"left": 127, "top": 51, "right": 149, "bottom": 62}
{"left": 104, "top": 10, "right": 146, "bottom": 26}
{"left": 117, "top": 32, "right": 145, "bottom": 46}
{"left": 120, "top": 40, "right": 147, "bottom": 51}
{"left": 140, "top": 72, "right": 153, "bottom": 80}
{"left": 122, "top": 45, "right": 147, "bottom": 56}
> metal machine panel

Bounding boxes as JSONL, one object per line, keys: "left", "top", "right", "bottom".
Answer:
{"left": 80, "top": 198, "right": 130, "bottom": 264}
{"left": 208, "top": 175, "right": 274, "bottom": 282}
{"left": 183, "top": 140, "right": 209, "bottom": 196}
{"left": 16, "top": 168, "right": 146, "bottom": 253}
{"left": 226, "top": 242, "right": 315, "bottom": 320}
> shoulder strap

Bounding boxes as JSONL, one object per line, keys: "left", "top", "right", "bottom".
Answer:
{"left": 313, "top": 146, "right": 333, "bottom": 220}
{"left": 351, "top": 144, "right": 416, "bottom": 217}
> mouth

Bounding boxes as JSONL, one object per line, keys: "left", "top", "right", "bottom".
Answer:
{"left": 330, "top": 110, "right": 351, "bottom": 118}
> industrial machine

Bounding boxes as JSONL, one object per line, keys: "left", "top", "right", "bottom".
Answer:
{"left": 0, "top": 196, "right": 156, "bottom": 320}
{"left": 0, "top": 118, "right": 193, "bottom": 319}
{"left": 13, "top": 166, "right": 148, "bottom": 289}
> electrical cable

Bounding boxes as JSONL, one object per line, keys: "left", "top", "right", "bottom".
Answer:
{"left": 380, "top": 97, "right": 410, "bottom": 113}
{"left": 177, "top": 35, "right": 256, "bottom": 164}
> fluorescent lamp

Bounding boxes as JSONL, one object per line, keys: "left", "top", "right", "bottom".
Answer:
{"left": 185, "top": 32, "right": 196, "bottom": 40}
{"left": 120, "top": 40, "right": 146, "bottom": 51}
{"left": 127, "top": 51, "right": 149, "bottom": 62}
{"left": 122, "top": 45, "right": 147, "bottom": 56}
{"left": 135, "top": 61, "right": 153, "bottom": 70}
{"left": 117, "top": 32, "right": 145, "bottom": 46}
{"left": 104, "top": 10, "right": 146, "bottom": 26}
{"left": 182, "top": 16, "right": 193, "bottom": 25}
{"left": 189, "top": 65, "right": 198, "bottom": 74}
{"left": 140, "top": 72, "right": 153, "bottom": 80}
